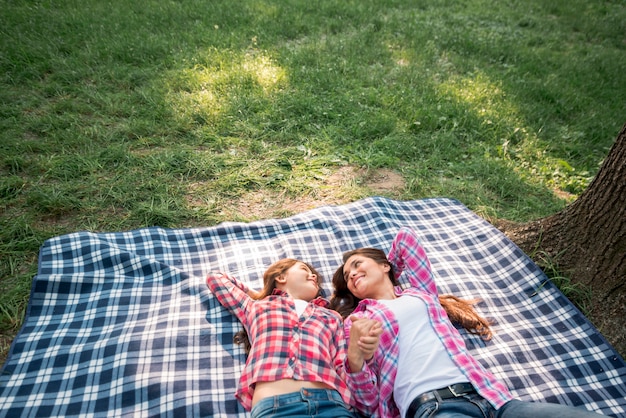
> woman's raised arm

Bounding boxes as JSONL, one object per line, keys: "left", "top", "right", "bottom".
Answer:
{"left": 387, "top": 227, "right": 437, "bottom": 295}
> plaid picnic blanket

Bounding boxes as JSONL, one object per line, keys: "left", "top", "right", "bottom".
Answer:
{"left": 1, "top": 197, "right": 625, "bottom": 417}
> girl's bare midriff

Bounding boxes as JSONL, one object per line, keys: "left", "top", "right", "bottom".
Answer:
{"left": 252, "top": 379, "right": 332, "bottom": 407}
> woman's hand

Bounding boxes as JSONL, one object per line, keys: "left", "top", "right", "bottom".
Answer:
{"left": 347, "top": 316, "right": 382, "bottom": 372}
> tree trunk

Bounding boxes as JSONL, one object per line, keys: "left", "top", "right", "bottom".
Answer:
{"left": 496, "top": 122, "right": 626, "bottom": 356}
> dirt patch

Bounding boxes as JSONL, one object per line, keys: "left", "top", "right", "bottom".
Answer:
{"left": 363, "top": 168, "right": 405, "bottom": 194}
{"left": 226, "top": 166, "right": 405, "bottom": 220}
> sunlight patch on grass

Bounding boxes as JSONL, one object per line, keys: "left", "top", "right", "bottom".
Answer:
{"left": 242, "top": 53, "right": 286, "bottom": 93}
{"left": 437, "top": 71, "right": 592, "bottom": 197}
{"left": 165, "top": 49, "right": 287, "bottom": 126}
{"left": 440, "top": 72, "right": 509, "bottom": 121}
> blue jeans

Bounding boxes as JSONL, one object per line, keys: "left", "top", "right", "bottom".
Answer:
{"left": 250, "top": 388, "right": 358, "bottom": 418}
{"left": 409, "top": 394, "right": 605, "bottom": 418}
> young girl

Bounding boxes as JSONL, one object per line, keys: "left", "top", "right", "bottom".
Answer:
{"left": 206, "top": 258, "right": 379, "bottom": 418}
{"left": 331, "top": 227, "right": 604, "bottom": 418}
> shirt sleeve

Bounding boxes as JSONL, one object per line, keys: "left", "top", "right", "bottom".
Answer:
{"left": 342, "top": 317, "right": 380, "bottom": 416}
{"left": 206, "top": 272, "right": 254, "bottom": 325}
{"left": 387, "top": 227, "right": 438, "bottom": 295}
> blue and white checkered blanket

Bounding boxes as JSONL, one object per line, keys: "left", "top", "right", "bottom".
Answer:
{"left": 1, "top": 197, "right": 625, "bottom": 417}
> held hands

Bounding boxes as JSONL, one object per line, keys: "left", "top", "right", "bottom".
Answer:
{"left": 347, "top": 315, "right": 383, "bottom": 372}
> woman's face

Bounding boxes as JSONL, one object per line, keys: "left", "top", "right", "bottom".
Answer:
{"left": 343, "top": 254, "right": 391, "bottom": 300}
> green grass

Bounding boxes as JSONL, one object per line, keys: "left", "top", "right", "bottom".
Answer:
{"left": 1, "top": 0, "right": 625, "bottom": 361}
{"left": 528, "top": 247, "right": 593, "bottom": 316}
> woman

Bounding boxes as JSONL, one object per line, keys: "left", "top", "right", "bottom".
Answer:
{"left": 331, "top": 227, "right": 605, "bottom": 418}
{"left": 206, "top": 258, "right": 379, "bottom": 418}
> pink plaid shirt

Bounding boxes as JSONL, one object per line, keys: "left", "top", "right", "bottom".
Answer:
{"left": 206, "top": 272, "right": 354, "bottom": 411}
{"left": 344, "top": 227, "right": 514, "bottom": 418}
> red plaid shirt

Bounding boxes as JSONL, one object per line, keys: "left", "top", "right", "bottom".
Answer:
{"left": 206, "top": 272, "right": 354, "bottom": 411}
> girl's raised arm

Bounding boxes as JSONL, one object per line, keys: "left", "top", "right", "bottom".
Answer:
{"left": 206, "top": 272, "right": 254, "bottom": 324}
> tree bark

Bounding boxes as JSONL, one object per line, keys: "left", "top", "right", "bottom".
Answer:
{"left": 496, "top": 122, "right": 626, "bottom": 356}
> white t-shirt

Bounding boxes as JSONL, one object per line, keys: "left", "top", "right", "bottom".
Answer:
{"left": 380, "top": 296, "right": 467, "bottom": 417}
{"left": 294, "top": 298, "right": 308, "bottom": 316}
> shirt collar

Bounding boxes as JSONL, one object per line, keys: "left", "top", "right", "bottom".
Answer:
{"left": 270, "top": 289, "right": 329, "bottom": 307}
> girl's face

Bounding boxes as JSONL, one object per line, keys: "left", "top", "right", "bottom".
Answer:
{"left": 343, "top": 254, "right": 391, "bottom": 300}
{"left": 280, "top": 261, "right": 320, "bottom": 301}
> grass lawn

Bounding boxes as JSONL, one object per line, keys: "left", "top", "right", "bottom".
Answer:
{"left": 1, "top": 0, "right": 625, "bottom": 363}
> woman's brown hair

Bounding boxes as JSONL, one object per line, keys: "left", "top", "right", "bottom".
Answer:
{"left": 328, "top": 248, "right": 493, "bottom": 340}
{"left": 234, "top": 258, "right": 324, "bottom": 353}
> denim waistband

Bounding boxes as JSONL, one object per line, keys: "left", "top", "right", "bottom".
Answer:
{"left": 262, "top": 388, "right": 343, "bottom": 406}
